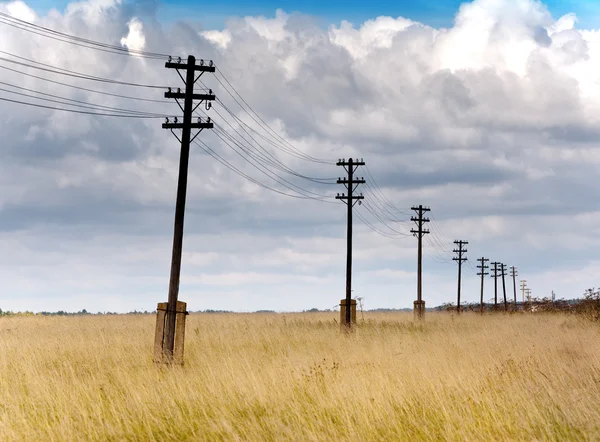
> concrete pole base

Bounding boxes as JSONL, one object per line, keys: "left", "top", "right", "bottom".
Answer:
{"left": 414, "top": 300, "right": 425, "bottom": 320}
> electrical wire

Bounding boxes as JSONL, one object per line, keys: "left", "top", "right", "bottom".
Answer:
{"left": 364, "top": 165, "right": 411, "bottom": 217}
{"left": 355, "top": 209, "right": 408, "bottom": 239}
{"left": 0, "top": 52, "right": 169, "bottom": 89}
{"left": 193, "top": 139, "right": 336, "bottom": 202}
{"left": 0, "top": 12, "right": 174, "bottom": 59}
{"left": 0, "top": 95, "right": 164, "bottom": 118}
{"left": 0, "top": 62, "right": 172, "bottom": 103}
{"left": 209, "top": 103, "right": 337, "bottom": 184}
{"left": 209, "top": 129, "right": 336, "bottom": 203}
{"left": 0, "top": 81, "right": 169, "bottom": 117}
{"left": 211, "top": 70, "right": 334, "bottom": 164}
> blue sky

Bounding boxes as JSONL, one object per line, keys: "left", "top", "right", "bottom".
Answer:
{"left": 23, "top": 0, "right": 600, "bottom": 30}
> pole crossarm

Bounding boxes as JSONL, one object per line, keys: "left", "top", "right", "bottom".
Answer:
{"left": 162, "top": 120, "right": 214, "bottom": 130}
{"left": 166, "top": 58, "right": 215, "bottom": 72}
{"left": 165, "top": 90, "right": 216, "bottom": 101}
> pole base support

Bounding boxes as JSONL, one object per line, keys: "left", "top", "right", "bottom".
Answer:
{"left": 340, "top": 299, "right": 357, "bottom": 331}
{"left": 153, "top": 301, "right": 188, "bottom": 365}
{"left": 414, "top": 300, "right": 425, "bottom": 320}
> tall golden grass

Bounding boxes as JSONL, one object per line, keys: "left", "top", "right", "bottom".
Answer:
{"left": 0, "top": 311, "right": 599, "bottom": 441}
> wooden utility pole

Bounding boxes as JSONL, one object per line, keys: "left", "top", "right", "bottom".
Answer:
{"left": 336, "top": 158, "right": 365, "bottom": 330}
{"left": 510, "top": 266, "right": 518, "bottom": 307}
{"left": 490, "top": 262, "right": 500, "bottom": 310}
{"left": 410, "top": 205, "right": 430, "bottom": 319}
{"left": 500, "top": 263, "right": 508, "bottom": 311}
{"left": 158, "top": 55, "right": 215, "bottom": 363}
{"left": 520, "top": 279, "right": 527, "bottom": 304}
{"left": 477, "top": 257, "right": 489, "bottom": 314}
{"left": 452, "top": 240, "right": 468, "bottom": 314}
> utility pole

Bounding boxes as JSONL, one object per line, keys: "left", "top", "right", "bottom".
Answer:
{"left": 526, "top": 288, "right": 532, "bottom": 303}
{"left": 477, "top": 257, "right": 489, "bottom": 314}
{"left": 452, "top": 240, "right": 468, "bottom": 314}
{"left": 336, "top": 158, "right": 365, "bottom": 329}
{"left": 500, "top": 263, "right": 508, "bottom": 311}
{"left": 520, "top": 280, "right": 527, "bottom": 304}
{"left": 159, "top": 55, "right": 215, "bottom": 362}
{"left": 490, "top": 261, "right": 500, "bottom": 310}
{"left": 510, "top": 266, "right": 518, "bottom": 307}
{"left": 410, "top": 205, "right": 430, "bottom": 319}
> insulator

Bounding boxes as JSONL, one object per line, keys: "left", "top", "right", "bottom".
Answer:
{"left": 200, "top": 59, "right": 204, "bottom": 66}
{"left": 209, "top": 60, "right": 214, "bottom": 67}
{"left": 209, "top": 89, "right": 213, "bottom": 94}
{"left": 168, "top": 56, "right": 172, "bottom": 62}
{"left": 207, "top": 117, "right": 211, "bottom": 123}
{"left": 177, "top": 88, "right": 181, "bottom": 94}
{"left": 174, "top": 117, "right": 178, "bottom": 123}
{"left": 167, "top": 87, "right": 171, "bottom": 93}
{"left": 177, "top": 56, "right": 181, "bottom": 63}
{"left": 165, "top": 117, "right": 169, "bottom": 123}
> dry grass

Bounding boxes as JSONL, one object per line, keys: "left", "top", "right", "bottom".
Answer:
{"left": 0, "top": 311, "right": 599, "bottom": 441}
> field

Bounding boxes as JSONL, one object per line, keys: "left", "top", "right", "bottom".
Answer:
{"left": 0, "top": 311, "right": 599, "bottom": 441}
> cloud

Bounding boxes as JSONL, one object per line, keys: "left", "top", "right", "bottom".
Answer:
{"left": 1, "top": 0, "right": 600, "bottom": 312}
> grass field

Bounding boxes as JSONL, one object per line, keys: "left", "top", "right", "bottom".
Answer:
{"left": 0, "top": 311, "right": 599, "bottom": 441}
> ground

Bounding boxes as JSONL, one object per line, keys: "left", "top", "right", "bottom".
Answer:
{"left": 0, "top": 311, "right": 599, "bottom": 441}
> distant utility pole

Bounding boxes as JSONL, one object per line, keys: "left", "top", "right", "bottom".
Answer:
{"left": 452, "top": 240, "right": 468, "bottom": 314}
{"left": 336, "top": 158, "right": 365, "bottom": 329}
{"left": 159, "top": 55, "right": 215, "bottom": 363}
{"left": 477, "top": 257, "right": 489, "bottom": 314}
{"left": 500, "top": 263, "right": 508, "bottom": 311}
{"left": 510, "top": 266, "right": 518, "bottom": 306}
{"left": 520, "top": 280, "right": 527, "bottom": 304}
{"left": 526, "top": 288, "right": 532, "bottom": 303}
{"left": 490, "top": 261, "right": 500, "bottom": 310}
{"left": 411, "top": 205, "right": 430, "bottom": 319}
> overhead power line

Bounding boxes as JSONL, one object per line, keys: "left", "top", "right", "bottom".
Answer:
{"left": 0, "top": 63, "right": 171, "bottom": 103}
{"left": 212, "top": 69, "right": 333, "bottom": 164}
{"left": 0, "top": 81, "right": 168, "bottom": 117}
{"left": 208, "top": 105, "right": 337, "bottom": 185}
{"left": 0, "top": 96, "right": 163, "bottom": 118}
{"left": 211, "top": 128, "right": 334, "bottom": 202}
{"left": 0, "top": 52, "right": 170, "bottom": 89}
{"left": 0, "top": 12, "right": 174, "bottom": 59}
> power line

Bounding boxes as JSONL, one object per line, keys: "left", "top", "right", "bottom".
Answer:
{"left": 212, "top": 69, "right": 333, "bottom": 164}
{"left": 0, "top": 95, "right": 163, "bottom": 118}
{"left": 0, "top": 52, "right": 169, "bottom": 89}
{"left": 0, "top": 12, "right": 174, "bottom": 59}
{"left": 208, "top": 106, "right": 337, "bottom": 184}
{"left": 193, "top": 139, "right": 334, "bottom": 201}
{"left": 212, "top": 97, "right": 336, "bottom": 170}
{"left": 0, "top": 62, "right": 172, "bottom": 104}
{"left": 0, "top": 62, "right": 171, "bottom": 103}
{"left": 0, "top": 82, "right": 168, "bottom": 117}
{"left": 211, "top": 128, "right": 334, "bottom": 202}
{"left": 363, "top": 165, "right": 411, "bottom": 217}
{"left": 210, "top": 127, "right": 335, "bottom": 202}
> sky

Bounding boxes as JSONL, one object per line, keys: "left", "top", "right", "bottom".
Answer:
{"left": 1, "top": 0, "right": 600, "bottom": 313}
